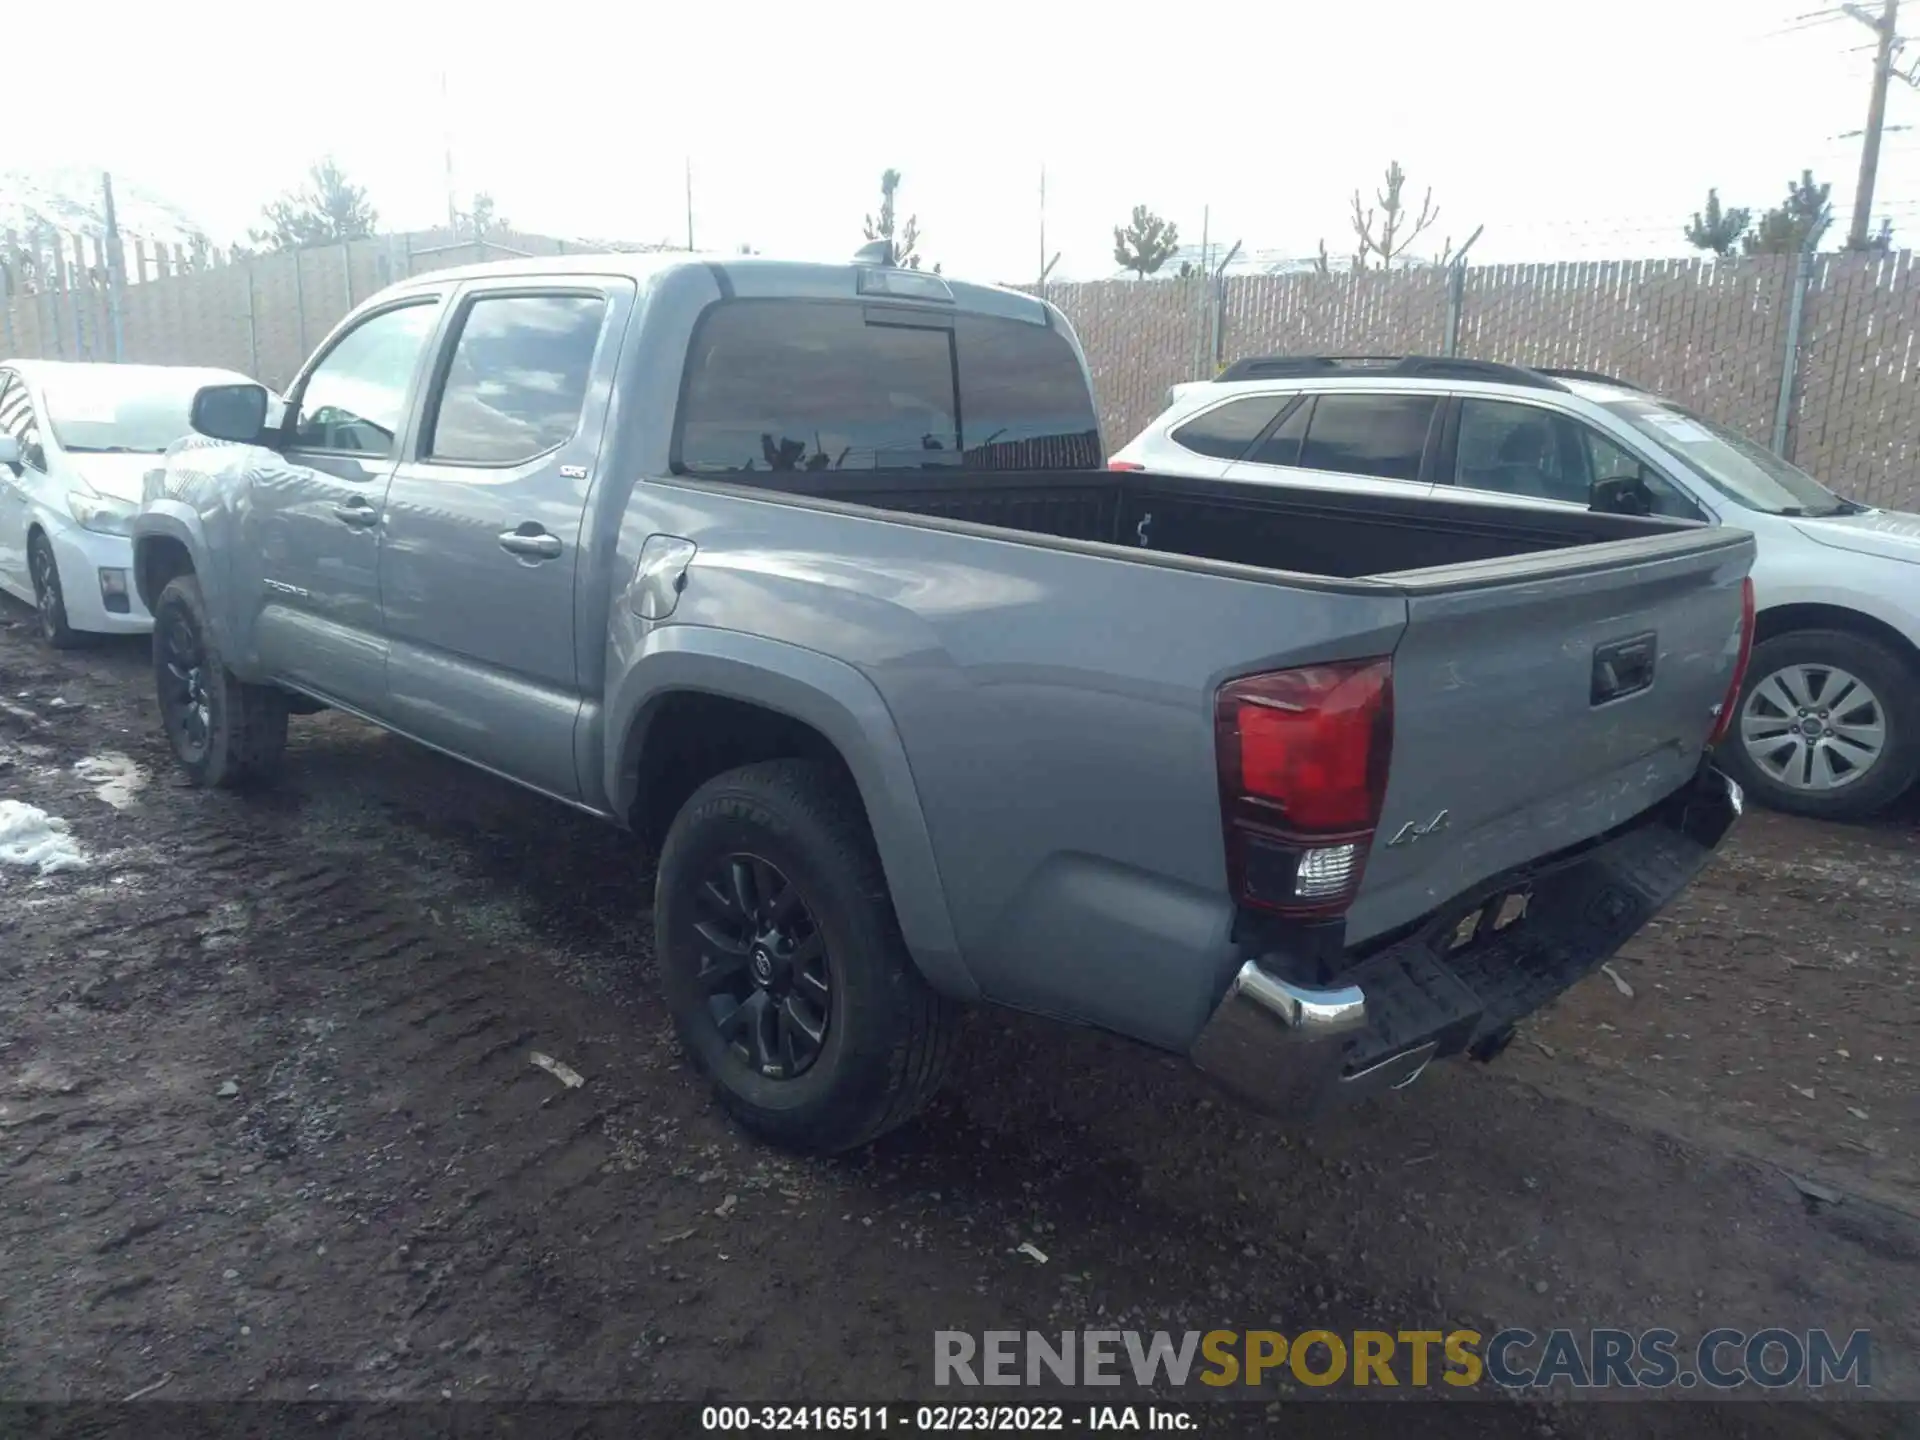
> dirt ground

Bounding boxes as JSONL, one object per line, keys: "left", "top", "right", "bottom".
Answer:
{"left": 2, "top": 600, "right": 1916, "bottom": 1437}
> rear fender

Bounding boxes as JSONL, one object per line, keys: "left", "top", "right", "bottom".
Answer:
{"left": 604, "top": 624, "right": 975, "bottom": 1001}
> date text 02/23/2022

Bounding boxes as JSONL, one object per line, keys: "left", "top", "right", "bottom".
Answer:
{"left": 700, "top": 1405, "right": 1195, "bottom": 1432}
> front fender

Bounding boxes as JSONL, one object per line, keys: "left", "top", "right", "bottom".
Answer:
{"left": 604, "top": 624, "right": 976, "bottom": 1001}
{"left": 132, "top": 502, "right": 230, "bottom": 653}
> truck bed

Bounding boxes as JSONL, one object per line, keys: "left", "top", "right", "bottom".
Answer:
{"left": 716, "top": 465, "right": 1699, "bottom": 581}
{"left": 673, "top": 460, "right": 1751, "bottom": 1017}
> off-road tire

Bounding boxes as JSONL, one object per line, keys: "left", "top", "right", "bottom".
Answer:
{"left": 654, "top": 759, "right": 960, "bottom": 1154}
{"left": 152, "top": 573, "right": 289, "bottom": 789}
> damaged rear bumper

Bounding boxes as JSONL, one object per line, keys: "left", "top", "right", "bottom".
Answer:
{"left": 1190, "top": 764, "right": 1743, "bottom": 1117}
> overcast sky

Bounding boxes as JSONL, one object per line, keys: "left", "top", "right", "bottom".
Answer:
{"left": 11, "top": 0, "right": 1920, "bottom": 280}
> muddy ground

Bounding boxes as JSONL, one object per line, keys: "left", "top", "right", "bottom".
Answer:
{"left": 1, "top": 601, "right": 1915, "bottom": 1438}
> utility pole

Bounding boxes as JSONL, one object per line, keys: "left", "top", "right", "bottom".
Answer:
{"left": 1038, "top": 165, "right": 1046, "bottom": 298}
{"left": 685, "top": 157, "right": 695, "bottom": 250}
{"left": 441, "top": 69, "right": 459, "bottom": 233}
{"left": 1847, "top": 0, "right": 1901, "bottom": 249}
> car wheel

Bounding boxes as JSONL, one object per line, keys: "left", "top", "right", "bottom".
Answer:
{"left": 28, "top": 532, "right": 83, "bottom": 650}
{"left": 151, "top": 573, "right": 289, "bottom": 789}
{"left": 1719, "top": 628, "right": 1920, "bottom": 820}
{"left": 654, "top": 759, "right": 961, "bottom": 1155}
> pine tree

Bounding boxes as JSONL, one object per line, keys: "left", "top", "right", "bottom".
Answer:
{"left": 1684, "top": 188, "right": 1752, "bottom": 257}
{"left": 1112, "top": 205, "right": 1180, "bottom": 279}
{"left": 1742, "top": 171, "right": 1832, "bottom": 256}
{"left": 250, "top": 159, "right": 379, "bottom": 252}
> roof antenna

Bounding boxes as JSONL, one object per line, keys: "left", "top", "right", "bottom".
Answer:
{"left": 853, "top": 239, "right": 894, "bottom": 266}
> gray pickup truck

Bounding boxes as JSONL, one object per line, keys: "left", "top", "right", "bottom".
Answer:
{"left": 132, "top": 252, "right": 1753, "bottom": 1154}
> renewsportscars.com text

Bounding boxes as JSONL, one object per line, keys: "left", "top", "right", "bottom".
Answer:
{"left": 934, "top": 1328, "right": 1872, "bottom": 1391}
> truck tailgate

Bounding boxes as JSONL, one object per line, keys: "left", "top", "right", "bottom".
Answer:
{"left": 1347, "top": 527, "right": 1755, "bottom": 947}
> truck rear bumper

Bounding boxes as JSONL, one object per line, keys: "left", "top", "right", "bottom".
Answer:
{"left": 1190, "top": 764, "right": 1743, "bottom": 1117}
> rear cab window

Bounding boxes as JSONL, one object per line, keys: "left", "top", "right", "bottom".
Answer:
{"left": 673, "top": 300, "right": 1101, "bottom": 476}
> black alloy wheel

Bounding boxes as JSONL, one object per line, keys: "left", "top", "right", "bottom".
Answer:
{"left": 693, "top": 853, "right": 833, "bottom": 1079}
{"left": 157, "top": 605, "right": 213, "bottom": 764}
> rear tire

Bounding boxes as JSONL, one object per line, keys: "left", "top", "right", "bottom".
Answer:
{"left": 1718, "top": 628, "right": 1920, "bottom": 820}
{"left": 151, "top": 574, "right": 289, "bottom": 789}
{"left": 28, "top": 532, "right": 84, "bottom": 650}
{"left": 654, "top": 759, "right": 960, "bottom": 1155}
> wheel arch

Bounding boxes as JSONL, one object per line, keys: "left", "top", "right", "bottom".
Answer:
{"left": 132, "top": 505, "right": 230, "bottom": 654}
{"left": 607, "top": 628, "right": 975, "bottom": 1001}
{"left": 1752, "top": 601, "right": 1920, "bottom": 671}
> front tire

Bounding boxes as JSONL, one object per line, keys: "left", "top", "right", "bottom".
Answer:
{"left": 654, "top": 759, "right": 960, "bottom": 1155}
{"left": 1719, "top": 629, "right": 1920, "bottom": 820}
{"left": 151, "top": 574, "right": 289, "bottom": 789}
{"left": 28, "top": 532, "right": 83, "bottom": 650}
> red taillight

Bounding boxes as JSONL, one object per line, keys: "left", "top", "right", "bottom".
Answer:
{"left": 1215, "top": 659, "right": 1394, "bottom": 916}
{"left": 1707, "top": 577, "right": 1756, "bottom": 748}
{"left": 1107, "top": 458, "right": 1146, "bottom": 471}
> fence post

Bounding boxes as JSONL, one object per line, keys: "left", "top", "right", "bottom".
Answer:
{"left": 1771, "top": 250, "right": 1815, "bottom": 459}
{"left": 41, "top": 230, "right": 67, "bottom": 359}
{"left": 1444, "top": 263, "right": 1466, "bottom": 357}
{"left": 245, "top": 262, "right": 260, "bottom": 377}
{"left": 70, "top": 233, "right": 90, "bottom": 359}
{"left": 102, "top": 172, "right": 126, "bottom": 362}
{"left": 293, "top": 248, "right": 308, "bottom": 359}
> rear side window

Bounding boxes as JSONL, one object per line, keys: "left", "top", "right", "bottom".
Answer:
{"left": 1297, "top": 394, "right": 1437, "bottom": 483}
{"left": 1245, "top": 397, "right": 1311, "bottom": 467}
{"left": 425, "top": 293, "right": 607, "bottom": 465}
{"left": 674, "top": 300, "right": 1101, "bottom": 474}
{"left": 1170, "top": 396, "right": 1287, "bottom": 460}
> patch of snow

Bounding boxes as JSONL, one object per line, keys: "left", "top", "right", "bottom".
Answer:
{"left": 73, "top": 752, "right": 147, "bottom": 810}
{"left": 0, "top": 167, "right": 210, "bottom": 251}
{"left": 0, "top": 800, "right": 89, "bottom": 875}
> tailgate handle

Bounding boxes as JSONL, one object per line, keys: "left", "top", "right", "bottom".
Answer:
{"left": 1591, "top": 632, "right": 1657, "bottom": 705}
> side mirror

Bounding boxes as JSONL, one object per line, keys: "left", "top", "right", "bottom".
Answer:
{"left": 189, "top": 383, "right": 272, "bottom": 444}
{"left": 1592, "top": 475, "right": 1652, "bottom": 518}
{"left": 0, "top": 434, "right": 19, "bottom": 474}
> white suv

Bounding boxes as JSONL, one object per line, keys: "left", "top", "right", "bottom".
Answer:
{"left": 1108, "top": 355, "right": 1920, "bottom": 822}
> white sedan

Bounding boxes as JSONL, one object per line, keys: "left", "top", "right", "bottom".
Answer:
{"left": 0, "top": 360, "right": 261, "bottom": 647}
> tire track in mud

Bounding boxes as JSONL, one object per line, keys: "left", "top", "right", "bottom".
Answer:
{"left": 5, "top": 767, "right": 651, "bottom": 1382}
{"left": 9, "top": 624, "right": 1920, "bottom": 1427}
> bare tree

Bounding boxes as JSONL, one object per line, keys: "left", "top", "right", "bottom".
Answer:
{"left": 1350, "top": 160, "right": 1440, "bottom": 271}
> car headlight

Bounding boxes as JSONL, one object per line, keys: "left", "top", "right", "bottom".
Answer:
{"left": 68, "top": 490, "right": 137, "bottom": 537}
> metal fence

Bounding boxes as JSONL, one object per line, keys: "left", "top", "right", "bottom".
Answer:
{"left": 5, "top": 230, "right": 1920, "bottom": 510}
{"left": 0, "top": 226, "right": 666, "bottom": 392}
{"left": 1048, "top": 251, "right": 1920, "bottom": 512}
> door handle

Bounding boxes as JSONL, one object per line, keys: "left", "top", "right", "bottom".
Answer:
{"left": 331, "top": 500, "right": 380, "bottom": 527}
{"left": 498, "top": 528, "right": 562, "bottom": 560}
